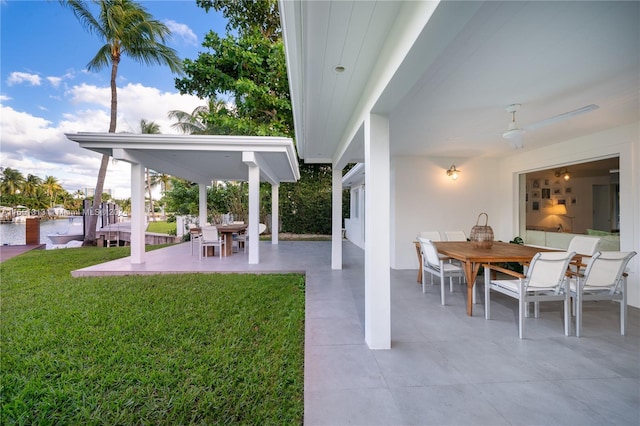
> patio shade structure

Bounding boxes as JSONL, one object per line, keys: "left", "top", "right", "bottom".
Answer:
{"left": 279, "top": 0, "right": 640, "bottom": 349}
{"left": 65, "top": 132, "right": 300, "bottom": 265}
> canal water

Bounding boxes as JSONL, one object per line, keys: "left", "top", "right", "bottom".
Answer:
{"left": 0, "top": 218, "right": 84, "bottom": 248}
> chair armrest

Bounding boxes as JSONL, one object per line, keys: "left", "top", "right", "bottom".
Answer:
{"left": 482, "top": 264, "right": 526, "bottom": 279}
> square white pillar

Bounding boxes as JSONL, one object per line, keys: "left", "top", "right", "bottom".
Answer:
{"left": 271, "top": 183, "right": 279, "bottom": 245}
{"left": 247, "top": 161, "right": 260, "bottom": 264}
{"left": 199, "top": 184, "right": 207, "bottom": 226}
{"left": 332, "top": 167, "right": 343, "bottom": 270}
{"left": 364, "top": 113, "right": 391, "bottom": 349}
{"left": 130, "top": 162, "right": 145, "bottom": 264}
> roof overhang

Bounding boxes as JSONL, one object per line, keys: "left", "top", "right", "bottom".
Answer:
{"left": 65, "top": 132, "right": 300, "bottom": 185}
{"left": 342, "top": 163, "right": 365, "bottom": 189}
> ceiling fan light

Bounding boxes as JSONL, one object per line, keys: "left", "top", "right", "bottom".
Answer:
{"left": 503, "top": 129, "right": 525, "bottom": 149}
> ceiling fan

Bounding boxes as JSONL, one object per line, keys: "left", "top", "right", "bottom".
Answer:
{"left": 502, "top": 103, "right": 599, "bottom": 149}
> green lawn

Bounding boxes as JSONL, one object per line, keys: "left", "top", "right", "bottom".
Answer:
{"left": 1, "top": 247, "right": 304, "bottom": 424}
{"left": 146, "top": 220, "right": 176, "bottom": 235}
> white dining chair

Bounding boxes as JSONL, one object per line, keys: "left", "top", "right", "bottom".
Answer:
{"left": 569, "top": 251, "right": 636, "bottom": 337}
{"left": 417, "top": 231, "right": 442, "bottom": 241}
{"left": 199, "top": 226, "right": 225, "bottom": 260}
{"left": 444, "top": 231, "right": 467, "bottom": 242}
{"left": 418, "top": 237, "right": 465, "bottom": 305}
{"left": 484, "top": 251, "right": 575, "bottom": 339}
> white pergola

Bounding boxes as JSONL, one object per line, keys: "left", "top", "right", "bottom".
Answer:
{"left": 65, "top": 132, "right": 300, "bottom": 265}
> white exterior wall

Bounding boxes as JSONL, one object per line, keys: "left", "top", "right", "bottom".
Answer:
{"left": 391, "top": 155, "right": 502, "bottom": 270}
{"left": 345, "top": 184, "right": 365, "bottom": 249}
{"left": 498, "top": 123, "right": 639, "bottom": 308}
{"left": 390, "top": 123, "right": 639, "bottom": 308}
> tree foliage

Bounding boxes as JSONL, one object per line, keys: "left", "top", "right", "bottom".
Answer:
{"left": 175, "top": 0, "right": 290, "bottom": 137}
{"left": 171, "top": 0, "right": 348, "bottom": 234}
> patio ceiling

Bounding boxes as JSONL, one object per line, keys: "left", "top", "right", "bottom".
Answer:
{"left": 65, "top": 133, "right": 300, "bottom": 185}
{"left": 281, "top": 0, "right": 639, "bottom": 163}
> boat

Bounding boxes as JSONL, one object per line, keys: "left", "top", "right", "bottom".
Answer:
{"left": 47, "top": 233, "right": 84, "bottom": 245}
{"left": 47, "top": 217, "right": 84, "bottom": 245}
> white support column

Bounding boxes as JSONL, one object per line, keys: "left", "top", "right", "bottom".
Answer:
{"left": 332, "top": 167, "right": 343, "bottom": 270}
{"left": 246, "top": 156, "right": 260, "bottom": 264}
{"left": 199, "top": 184, "right": 207, "bottom": 226}
{"left": 271, "top": 183, "right": 279, "bottom": 245}
{"left": 130, "top": 162, "right": 146, "bottom": 264}
{"left": 364, "top": 113, "right": 391, "bottom": 349}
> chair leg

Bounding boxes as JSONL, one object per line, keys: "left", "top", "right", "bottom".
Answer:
{"left": 484, "top": 269, "right": 491, "bottom": 320}
{"left": 564, "top": 293, "right": 571, "bottom": 336}
{"left": 576, "top": 292, "right": 582, "bottom": 337}
{"left": 621, "top": 280, "right": 627, "bottom": 335}
{"left": 440, "top": 271, "right": 446, "bottom": 305}
{"left": 518, "top": 297, "right": 525, "bottom": 339}
{"left": 422, "top": 269, "right": 426, "bottom": 293}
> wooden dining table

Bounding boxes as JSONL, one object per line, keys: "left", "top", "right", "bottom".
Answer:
{"left": 216, "top": 223, "right": 248, "bottom": 256}
{"left": 433, "top": 241, "right": 556, "bottom": 316}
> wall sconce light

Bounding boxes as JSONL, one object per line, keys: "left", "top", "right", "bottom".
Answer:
{"left": 555, "top": 167, "right": 571, "bottom": 181}
{"left": 446, "top": 165, "right": 460, "bottom": 180}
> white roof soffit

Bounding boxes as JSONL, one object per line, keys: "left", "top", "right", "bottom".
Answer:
{"left": 279, "top": 0, "right": 441, "bottom": 165}
{"left": 342, "top": 162, "right": 365, "bottom": 189}
{"left": 65, "top": 132, "right": 301, "bottom": 185}
{"left": 281, "top": 0, "right": 640, "bottom": 161}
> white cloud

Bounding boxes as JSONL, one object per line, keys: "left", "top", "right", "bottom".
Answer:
{"left": 1, "top": 82, "right": 204, "bottom": 198}
{"left": 165, "top": 19, "right": 198, "bottom": 46}
{"left": 0, "top": 94, "right": 11, "bottom": 101}
{"left": 47, "top": 76, "right": 63, "bottom": 88}
{"left": 7, "top": 71, "right": 41, "bottom": 86}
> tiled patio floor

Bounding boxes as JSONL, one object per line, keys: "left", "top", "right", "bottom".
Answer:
{"left": 74, "top": 241, "right": 640, "bottom": 425}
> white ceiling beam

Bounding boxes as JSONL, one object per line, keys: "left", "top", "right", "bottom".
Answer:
{"left": 242, "top": 151, "right": 279, "bottom": 185}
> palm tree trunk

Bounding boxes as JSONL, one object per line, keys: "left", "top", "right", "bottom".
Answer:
{"left": 83, "top": 154, "right": 110, "bottom": 245}
{"left": 83, "top": 57, "right": 119, "bottom": 246}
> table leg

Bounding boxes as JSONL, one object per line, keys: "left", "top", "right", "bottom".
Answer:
{"left": 224, "top": 233, "right": 234, "bottom": 256}
{"left": 463, "top": 261, "right": 482, "bottom": 316}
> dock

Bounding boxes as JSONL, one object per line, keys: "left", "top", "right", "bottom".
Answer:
{"left": 0, "top": 244, "right": 46, "bottom": 263}
{"left": 96, "top": 223, "right": 179, "bottom": 247}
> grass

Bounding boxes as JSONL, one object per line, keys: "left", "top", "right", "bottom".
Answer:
{"left": 146, "top": 220, "right": 176, "bottom": 235}
{"left": 1, "top": 247, "right": 305, "bottom": 424}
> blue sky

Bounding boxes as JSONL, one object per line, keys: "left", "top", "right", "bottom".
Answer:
{"left": 1, "top": 0, "right": 227, "bottom": 198}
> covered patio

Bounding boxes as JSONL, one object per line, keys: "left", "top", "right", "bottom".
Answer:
{"left": 72, "top": 240, "right": 640, "bottom": 424}
{"left": 65, "top": 132, "right": 300, "bottom": 265}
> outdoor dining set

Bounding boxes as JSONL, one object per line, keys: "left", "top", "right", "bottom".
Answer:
{"left": 415, "top": 231, "right": 636, "bottom": 339}
{"left": 188, "top": 222, "right": 247, "bottom": 260}
{"left": 188, "top": 221, "right": 268, "bottom": 260}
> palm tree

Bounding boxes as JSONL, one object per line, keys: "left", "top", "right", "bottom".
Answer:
{"left": 30, "top": 188, "right": 50, "bottom": 211}
{"left": 140, "top": 119, "right": 160, "bottom": 221}
{"left": 168, "top": 98, "right": 227, "bottom": 135}
{"left": 61, "top": 0, "right": 182, "bottom": 245}
{"left": 0, "top": 167, "right": 25, "bottom": 196}
{"left": 23, "top": 174, "right": 43, "bottom": 198}
{"left": 155, "top": 172, "right": 172, "bottom": 219}
{"left": 42, "top": 176, "right": 64, "bottom": 208}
